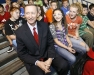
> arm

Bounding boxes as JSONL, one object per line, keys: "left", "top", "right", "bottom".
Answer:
{"left": 49, "top": 24, "right": 68, "bottom": 49}
{"left": 54, "top": 38, "right": 68, "bottom": 49}
{"left": 9, "top": 35, "right": 16, "bottom": 40}
{"left": 54, "top": 35, "right": 75, "bottom": 53}
{"left": 76, "top": 24, "right": 80, "bottom": 38}
{"left": 0, "top": 23, "right": 4, "bottom": 30}
{"left": 16, "top": 33, "right": 37, "bottom": 65}
{"left": 66, "top": 35, "right": 72, "bottom": 47}
{"left": 87, "top": 20, "right": 94, "bottom": 28}
{"left": 47, "top": 25, "right": 56, "bottom": 58}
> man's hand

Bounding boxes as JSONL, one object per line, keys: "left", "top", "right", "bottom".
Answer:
{"left": 45, "top": 58, "right": 52, "bottom": 69}
{"left": 36, "top": 61, "right": 51, "bottom": 73}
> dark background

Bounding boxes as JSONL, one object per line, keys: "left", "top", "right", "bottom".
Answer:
{"left": 0, "top": 0, "right": 27, "bottom": 3}
{"left": 0, "top": 0, "right": 17, "bottom": 3}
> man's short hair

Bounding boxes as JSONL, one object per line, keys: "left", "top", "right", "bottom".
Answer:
{"left": 82, "top": 4, "right": 87, "bottom": 8}
{"left": 51, "top": 1, "right": 57, "bottom": 4}
{"left": 89, "top": 4, "right": 94, "bottom": 10}
{"left": 0, "top": 4, "right": 4, "bottom": 8}
{"left": 25, "top": 4, "right": 38, "bottom": 12}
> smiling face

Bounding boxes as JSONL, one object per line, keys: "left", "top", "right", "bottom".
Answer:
{"left": 53, "top": 10, "right": 63, "bottom": 22}
{"left": 62, "top": 1, "right": 69, "bottom": 8}
{"left": 82, "top": 8, "right": 88, "bottom": 15}
{"left": 25, "top": 5, "right": 39, "bottom": 26}
{"left": 69, "top": 7, "right": 78, "bottom": 19}
{"left": 90, "top": 7, "right": 94, "bottom": 16}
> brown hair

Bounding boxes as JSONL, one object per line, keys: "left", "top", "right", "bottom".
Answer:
{"left": 10, "top": 7, "right": 20, "bottom": 12}
{"left": 36, "top": 5, "right": 44, "bottom": 17}
{"left": 52, "top": 8, "right": 67, "bottom": 28}
{"left": 62, "top": 0, "right": 68, "bottom": 3}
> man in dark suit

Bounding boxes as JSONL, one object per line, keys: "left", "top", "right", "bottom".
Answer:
{"left": 16, "top": 4, "right": 69, "bottom": 75}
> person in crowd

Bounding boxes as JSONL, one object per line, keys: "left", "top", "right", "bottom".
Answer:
{"left": 17, "top": 0, "right": 25, "bottom": 17}
{"left": 11, "top": 2, "right": 20, "bottom": 8}
{"left": 5, "top": 0, "right": 11, "bottom": 12}
{"left": 79, "top": 4, "right": 94, "bottom": 48}
{"left": 37, "top": 5, "right": 48, "bottom": 23}
{"left": 16, "top": 4, "right": 69, "bottom": 75}
{"left": 17, "top": 0, "right": 25, "bottom": 7}
{"left": 49, "top": 8, "right": 76, "bottom": 65}
{"left": 42, "top": 0, "right": 49, "bottom": 13}
{"left": 0, "top": 4, "right": 10, "bottom": 30}
{"left": 82, "top": 48, "right": 94, "bottom": 75}
{"left": 0, "top": 4, "right": 13, "bottom": 52}
{"left": 46, "top": 1, "right": 57, "bottom": 24}
{"left": 87, "top": 4, "right": 94, "bottom": 48}
{"left": 66, "top": 3, "right": 89, "bottom": 56}
{"left": 28, "top": 0, "right": 34, "bottom": 4}
{"left": 61, "top": 0, "right": 69, "bottom": 15}
{"left": 34, "top": 0, "right": 43, "bottom": 6}
{"left": 87, "top": 4, "right": 94, "bottom": 23}
{"left": 5, "top": 7, "right": 26, "bottom": 52}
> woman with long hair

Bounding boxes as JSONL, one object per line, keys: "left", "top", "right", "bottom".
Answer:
{"left": 49, "top": 8, "right": 76, "bottom": 65}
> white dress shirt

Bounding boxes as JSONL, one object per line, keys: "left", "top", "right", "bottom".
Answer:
{"left": 27, "top": 22, "right": 39, "bottom": 65}
{"left": 27, "top": 22, "right": 38, "bottom": 35}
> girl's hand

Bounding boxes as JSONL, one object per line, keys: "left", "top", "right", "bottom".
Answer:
{"left": 68, "top": 43, "right": 72, "bottom": 47}
{"left": 67, "top": 47, "right": 76, "bottom": 54}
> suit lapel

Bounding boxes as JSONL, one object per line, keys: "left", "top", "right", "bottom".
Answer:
{"left": 37, "top": 22, "right": 43, "bottom": 49}
{"left": 24, "top": 23, "right": 39, "bottom": 48}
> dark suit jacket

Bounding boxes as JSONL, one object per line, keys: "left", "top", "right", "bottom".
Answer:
{"left": 16, "top": 21, "right": 56, "bottom": 65}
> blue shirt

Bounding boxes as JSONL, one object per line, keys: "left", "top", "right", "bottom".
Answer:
{"left": 61, "top": 6, "right": 69, "bottom": 15}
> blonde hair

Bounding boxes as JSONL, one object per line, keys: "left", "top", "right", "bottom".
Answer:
{"left": 70, "top": 2, "right": 83, "bottom": 14}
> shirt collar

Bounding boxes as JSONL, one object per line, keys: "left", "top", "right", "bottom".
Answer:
{"left": 27, "top": 22, "right": 37, "bottom": 30}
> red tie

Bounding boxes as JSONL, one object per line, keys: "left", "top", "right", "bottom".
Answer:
{"left": 33, "top": 27, "right": 39, "bottom": 45}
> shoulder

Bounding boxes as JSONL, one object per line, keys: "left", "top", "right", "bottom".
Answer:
{"left": 65, "top": 14, "right": 69, "bottom": 19}
{"left": 76, "top": 16, "right": 82, "bottom": 21}
{"left": 5, "top": 19, "right": 11, "bottom": 25}
{"left": 15, "top": 23, "right": 25, "bottom": 35}
{"left": 77, "top": 15, "right": 82, "bottom": 19}
{"left": 5, "top": 12, "right": 10, "bottom": 15}
{"left": 37, "top": 21, "right": 48, "bottom": 27}
{"left": 49, "top": 24, "right": 55, "bottom": 29}
{"left": 46, "top": 8, "right": 52, "bottom": 14}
